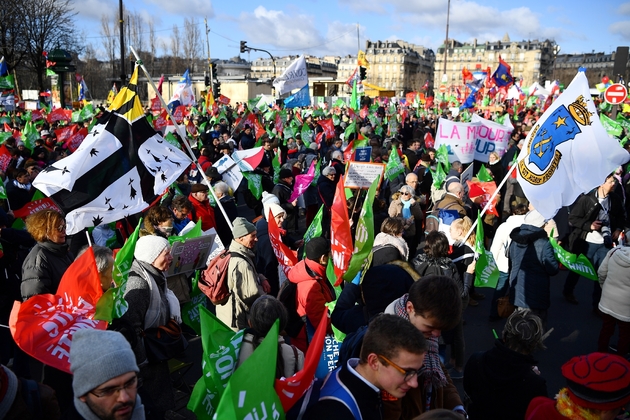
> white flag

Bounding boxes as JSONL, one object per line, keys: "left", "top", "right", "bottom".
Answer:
{"left": 273, "top": 55, "right": 308, "bottom": 95}
{"left": 516, "top": 71, "right": 629, "bottom": 219}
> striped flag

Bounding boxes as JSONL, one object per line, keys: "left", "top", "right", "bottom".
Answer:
{"left": 33, "top": 65, "right": 191, "bottom": 234}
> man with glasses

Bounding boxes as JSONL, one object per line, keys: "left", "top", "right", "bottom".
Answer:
{"left": 305, "top": 314, "right": 427, "bottom": 419}
{"left": 70, "top": 329, "right": 144, "bottom": 419}
{"left": 169, "top": 195, "right": 193, "bottom": 235}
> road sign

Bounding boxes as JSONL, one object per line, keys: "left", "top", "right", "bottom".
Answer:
{"left": 439, "top": 85, "right": 447, "bottom": 93}
{"left": 604, "top": 83, "right": 628, "bottom": 105}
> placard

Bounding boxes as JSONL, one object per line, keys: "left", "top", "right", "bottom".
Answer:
{"left": 354, "top": 146, "right": 372, "bottom": 162}
{"left": 460, "top": 164, "right": 474, "bottom": 197}
{"left": 344, "top": 161, "right": 385, "bottom": 189}
{"left": 167, "top": 234, "right": 215, "bottom": 276}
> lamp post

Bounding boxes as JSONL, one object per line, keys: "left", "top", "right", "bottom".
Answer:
{"left": 119, "top": 0, "right": 126, "bottom": 86}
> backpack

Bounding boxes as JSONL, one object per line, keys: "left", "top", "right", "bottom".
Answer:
{"left": 200, "top": 250, "right": 245, "bottom": 306}
{"left": 424, "top": 201, "right": 460, "bottom": 235}
{"left": 277, "top": 280, "right": 306, "bottom": 337}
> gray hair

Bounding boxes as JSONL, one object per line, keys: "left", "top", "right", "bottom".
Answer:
{"left": 214, "top": 181, "right": 229, "bottom": 196}
{"left": 332, "top": 150, "right": 343, "bottom": 161}
{"left": 503, "top": 309, "right": 546, "bottom": 354}
{"left": 78, "top": 245, "right": 114, "bottom": 273}
{"left": 447, "top": 182, "right": 464, "bottom": 195}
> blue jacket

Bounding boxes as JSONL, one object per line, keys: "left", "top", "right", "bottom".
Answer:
{"left": 508, "top": 224, "right": 558, "bottom": 309}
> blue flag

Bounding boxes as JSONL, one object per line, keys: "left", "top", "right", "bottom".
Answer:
{"left": 492, "top": 56, "right": 513, "bottom": 87}
{"left": 460, "top": 91, "right": 476, "bottom": 110}
{"left": 284, "top": 84, "right": 310, "bottom": 108}
{"left": 0, "top": 57, "right": 7, "bottom": 77}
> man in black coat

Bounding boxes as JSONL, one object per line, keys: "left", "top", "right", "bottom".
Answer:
{"left": 316, "top": 166, "right": 337, "bottom": 238}
{"left": 272, "top": 169, "right": 297, "bottom": 232}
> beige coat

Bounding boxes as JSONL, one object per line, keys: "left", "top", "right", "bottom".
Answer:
{"left": 215, "top": 240, "right": 265, "bottom": 331}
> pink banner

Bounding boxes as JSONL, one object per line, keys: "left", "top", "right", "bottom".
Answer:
{"left": 289, "top": 160, "right": 316, "bottom": 202}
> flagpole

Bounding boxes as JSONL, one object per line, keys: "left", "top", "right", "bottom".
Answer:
{"left": 128, "top": 46, "right": 234, "bottom": 231}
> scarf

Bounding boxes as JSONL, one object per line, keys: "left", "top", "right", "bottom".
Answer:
{"left": 555, "top": 388, "right": 599, "bottom": 420}
{"left": 393, "top": 294, "right": 448, "bottom": 389}
{"left": 402, "top": 199, "right": 412, "bottom": 220}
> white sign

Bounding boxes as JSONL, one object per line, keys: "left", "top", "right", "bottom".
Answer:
{"left": 470, "top": 114, "right": 513, "bottom": 162}
{"left": 344, "top": 162, "right": 385, "bottom": 189}
{"left": 214, "top": 154, "right": 243, "bottom": 192}
{"left": 435, "top": 118, "right": 477, "bottom": 164}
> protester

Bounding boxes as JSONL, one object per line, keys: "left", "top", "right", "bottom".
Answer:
{"left": 272, "top": 168, "right": 298, "bottom": 232}
{"left": 305, "top": 314, "right": 428, "bottom": 420}
{"left": 0, "top": 364, "right": 60, "bottom": 419}
{"left": 139, "top": 205, "right": 173, "bottom": 238}
{"left": 69, "top": 329, "right": 144, "bottom": 420}
{"left": 213, "top": 181, "right": 238, "bottom": 246}
{"left": 389, "top": 185, "right": 424, "bottom": 257}
{"left": 216, "top": 217, "right": 270, "bottom": 331}
{"left": 372, "top": 217, "right": 410, "bottom": 266}
{"left": 436, "top": 182, "right": 467, "bottom": 218}
{"left": 168, "top": 195, "right": 193, "bottom": 235}
{"left": 188, "top": 183, "right": 216, "bottom": 232}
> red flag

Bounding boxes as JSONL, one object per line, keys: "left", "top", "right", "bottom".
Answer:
{"left": 172, "top": 105, "right": 187, "bottom": 124}
{"left": 330, "top": 176, "right": 352, "bottom": 286}
{"left": 268, "top": 209, "right": 298, "bottom": 277}
{"left": 317, "top": 119, "right": 335, "bottom": 140}
{"left": 54, "top": 125, "right": 77, "bottom": 143}
{"left": 186, "top": 120, "right": 197, "bottom": 137}
{"left": 47, "top": 108, "right": 72, "bottom": 124}
{"left": 157, "top": 74, "right": 164, "bottom": 95}
{"left": 359, "top": 106, "right": 369, "bottom": 119}
{"left": 250, "top": 116, "right": 265, "bottom": 140}
{"left": 466, "top": 180, "right": 499, "bottom": 217}
{"left": 343, "top": 141, "right": 354, "bottom": 162}
{"left": 65, "top": 127, "right": 88, "bottom": 153}
{"left": 462, "top": 67, "right": 474, "bottom": 83}
{"left": 0, "top": 144, "right": 12, "bottom": 172}
{"left": 150, "top": 96, "right": 161, "bottom": 112}
{"left": 217, "top": 94, "right": 231, "bottom": 105}
{"left": 275, "top": 309, "right": 329, "bottom": 412}
{"left": 153, "top": 109, "right": 168, "bottom": 131}
{"left": 13, "top": 197, "right": 60, "bottom": 219}
{"left": 9, "top": 247, "right": 107, "bottom": 373}
{"left": 274, "top": 112, "right": 284, "bottom": 135}
{"left": 31, "top": 109, "right": 45, "bottom": 122}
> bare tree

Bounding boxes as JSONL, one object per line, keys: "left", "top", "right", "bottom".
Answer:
{"left": 148, "top": 17, "right": 157, "bottom": 74}
{"left": 170, "top": 25, "right": 182, "bottom": 73}
{"left": 127, "top": 11, "right": 144, "bottom": 53}
{"left": 0, "top": 0, "right": 28, "bottom": 71}
{"left": 183, "top": 18, "right": 201, "bottom": 72}
{"left": 100, "top": 13, "right": 119, "bottom": 78}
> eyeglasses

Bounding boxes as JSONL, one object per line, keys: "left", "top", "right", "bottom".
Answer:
{"left": 89, "top": 375, "right": 140, "bottom": 398}
{"left": 401, "top": 192, "right": 411, "bottom": 196}
{"left": 377, "top": 354, "right": 422, "bottom": 382}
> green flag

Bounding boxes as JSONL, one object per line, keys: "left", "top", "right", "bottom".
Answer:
{"left": 599, "top": 101, "right": 613, "bottom": 113}
{"left": 169, "top": 219, "right": 203, "bottom": 245}
{"left": 350, "top": 80, "right": 359, "bottom": 112}
{"left": 242, "top": 172, "right": 263, "bottom": 199}
{"left": 301, "top": 124, "right": 313, "bottom": 147}
{"left": 21, "top": 122, "right": 38, "bottom": 151}
{"left": 310, "top": 159, "right": 321, "bottom": 188}
{"left": 344, "top": 120, "right": 357, "bottom": 140}
{"left": 303, "top": 205, "right": 324, "bottom": 256}
{"left": 549, "top": 231, "right": 597, "bottom": 281}
{"left": 344, "top": 176, "right": 379, "bottom": 281}
{"left": 616, "top": 113, "right": 630, "bottom": 132}
{"left": 0, "top": 131, "right": 12, "bottom": 144}
{"left": 0, "top": 183, "right": 6, "bottom": 200}
{"left": 181, "top": 271, "right": 209, "bottom": 335}
{"left": 272, "top": 154, "right": 281, "bottom": 184}
{"left": 430, "top": 162, "right": 447, "bottom": 189}
{"left": 79, "top": 103, "right": 96, "bottom": 121}
{"left": 385, "top": 147, "right": 404, "bottom": 181}
{"left": 94, "top": 218, "right": 143, "bottom": 322}
{"left": 212, "top": 320, "right": 284, "bottom": 420}
{"left": 0, "top": 74, "right": 14, "bottom": 90}
{"left": 600, "top": 114, "right": 623, "bottom": 138}
{"left": 164, "top": 132, "right": 181, "bottom": 149}
{"left": 473, "top": 212, "right": 500, "bottom": 288}
{"left": 334, "top": 98, "right": 345, "bottom": 108}
{"left": 435, "top": 144, "right": 451, "bottom": 172}
{"left": 476, "top": 165, "right": 493, "bottom": 182}
{"left": 188, "top": 306, "right": 245, "bottom": 419}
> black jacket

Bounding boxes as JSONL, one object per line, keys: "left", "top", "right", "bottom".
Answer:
{"left": 568, "top": 189, "right": 625, "bottom": 252}
{"left": 21, "top": 241, "right": 74, "bottom": 300}
{"left": 214, "top": 195, "right": 238, "bottom": 247}
{"left": 464, "top": 340, "right": 547, "bottom": 420}
{"left": 316, "top": 175, "right": 336, "bottom": 210}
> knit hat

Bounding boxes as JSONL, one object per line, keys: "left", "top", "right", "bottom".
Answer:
{"left": 305, "top": 237, "right": 330, "bottom": 261}
{"left": 261, "top": 192, "right": 280, "bottom": 220}
{"left": 232, "top": 217, "right": 256, "bottom": 238}
{"left": 265, "top": 203, "right": 285, "bottom": 220}
{"left": 191, "top": 183, "right": 209, "bottom": 193}
{"left": 562, "top": 352, "right": 630, "bottom": 411}
{"left": 278, "top": 168, "right": 293, "bottom": 180}
{"left": 134, "top": 235, "right": 170, "bottom": 264}
{"left": 70, "top": 329, "right": 139, "bottom": 398}
{"left": 322, "top": 166, "right": 336, "bottom": 176}
{"left": 0, "top": 365, "right": 18, "bottom": 419}
{"left": 524, "top": 209, "right": 546, "bottom": 228}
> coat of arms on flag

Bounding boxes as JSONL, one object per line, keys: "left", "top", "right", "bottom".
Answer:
{"left": 33, "top": 65, "right": 192, "bottom": 234}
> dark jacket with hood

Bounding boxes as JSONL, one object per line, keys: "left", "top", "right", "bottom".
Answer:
{"left": 464, "top": 340, "right": 547, "bottom": 420}
{"left": 21, "top": 241, "right": 74, "bottom": 300}
{"left": 508, "top": 225, "right": 558, "bottom": 309}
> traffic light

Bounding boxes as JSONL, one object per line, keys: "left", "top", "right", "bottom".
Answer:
{"left": 240, "top": 41, "right": 247, "bottom": 53}
{"left": 213, "top": 82, "right": 221, "bottom": 98}
{"left": 204, "top": 74, "right": 210, "bottom": 86}
{"left": 359, "top": 66, "right": 367, "bottom": 80}
{"left": 210, "top": 63, "right": 217, "bottom": 77}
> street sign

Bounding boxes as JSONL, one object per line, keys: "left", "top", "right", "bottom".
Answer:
{"left": 604, "top": 83, "right": 628, "bottom": 105}
{"left": 439, "top": 85, "right": 447, "bottom": 93}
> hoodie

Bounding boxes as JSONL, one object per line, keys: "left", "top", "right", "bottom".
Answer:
{"left": 598, "top": 246, "right": 630, "bottom": 321}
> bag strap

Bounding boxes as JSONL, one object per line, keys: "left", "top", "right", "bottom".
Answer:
{"left": 291, "top": 344, "right": 299, "bottom": 374}
{"left": 319, "top": 369, "right": 362, "bottom": 420}
{"left": 451, "top": 253, "right": 475, "bottom": 263}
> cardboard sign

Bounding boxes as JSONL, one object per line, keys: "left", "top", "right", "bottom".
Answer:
{"left": 344, "top": 161, "right": 385, "bottom": 189}
{"left": 167, "top": 234, "right": 215, "bottom": 276}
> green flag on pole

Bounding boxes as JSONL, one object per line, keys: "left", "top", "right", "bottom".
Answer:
{"left": 549, "top": 230, "right": 598, "bottom": 281}
{"left": 212, "top": 320, "right": 284, "bottom": 419}
{"left": 474, "top": 212, "right": 500, "bottom": 288}
{"left": 476, "top": 165, "right": 493, "bottom": 182}
{"left": 242, "top": 172, "right": 263, "bottom": 200}
{"left": 435, "top": 144, "right": 451, "bottom": 172}
{"left": 21, "top": 121, "right": 39, "bottom": 151}
{"left": 600, "top": 114, "right": 623, "bottom": 138}
{"left": 430, "top": 162, "right": 447, "bottom": 189}
{"left": 350, "top": 79, "right": 359, "bottom": 112}
{"left": 303, "top": 205, "right": 324, "bottom": 250}
{"left": 188, "top": 306, "right": 245, "bottom": 419}
{"left": 181, "top": 271, "right": 209, "bottom": 335}
{"left": 301, "top": 124, "right": 313, "bottom": 147}
{"left": 385, "top": 147, "right": 404, "bottom": 181}
{"left": 272, "top": 154, "right": 281, "bottom": 184}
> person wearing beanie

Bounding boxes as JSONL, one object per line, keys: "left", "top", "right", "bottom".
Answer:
{"left": 272, "top": 168, "right": 298, "bottom": 233}
{"left": 243, "top": 160, "right": 275, "bottom": 218}
{"left": 526, "top": 352, "right": 630, "bottom": 419}
{"left": 216, "top": 217, "right": 270, "bottom": 331}
{"left": 119, "top": 235, "right": 176, "bottom": 418}
{"left": 188, "top": 183, "right": 216, "bottom": 232}
{"left": 508, "top": 208, "right": 559, "bottom": 325}
{"left": 69, "top": 330, "right": 144, "bottom": 420}
{"left": 261, "top": 191, "right": 281, "bottom": 222}
{"left": 286, "top": 237, "right": 335, "bottom": 352}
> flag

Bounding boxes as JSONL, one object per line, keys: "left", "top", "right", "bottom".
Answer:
{"left": 317, "top": 118, "right": 335, "bottom": 140}
{"left": 0, "top": 56, "right": 7, "bottom": 76}
{"left": 168, "top": 69, "right": 196, "bottom": 109}
{"left": 473, "top": 212, "right": 500, "bottom": 288}
{"left": 284, "top": 85, "right": 310, "bottom": 108}
{"left": 33, "top": 65, "right": 192, "bottom": 235}
{"left": 188, "top": 306, "right": 245, "bottom": 419}
{"left": 21, "top": 121, "right": 39, "bottom": 151}
{"left": 106, "top": 84, "right": 118, "bottom": 105}
{"left": 232, "top": 146, "right": 264, "bottom": 172}
{"left": 94, "top": 218, "right": 142, "bottom": 322}
{"left": 344, "top": 175, "right": 378, "bottom": 281}
{"left": 273, "top": 55, "right": 308, "bottom": 96}
{"left": 9, "top": 247, "right": 107, "bottom": 373}
{"left": 268, "top": 208, "right": 298, "bottom": 277}
{"left": 350, "top": 80, "right": 359, "bottom": 112}
{"left": 0, "top": 143, "right": 12, "bottom": 172}
{"left": 357, "top": 50, "right": 370, "bottom": 69}
{"left": 157, "top": 74, "right": 164, "bottom": 95}
{"left": 181, "top": 272, "right": 208, "bottom": 335}
{"left": 289, "top": 160, "right": 316, "bottom": 202}
{"left": 303, "top": 205, "right": 324, "bottom": 250}
{"left": 462, "top": 67, "right": 473, "bottom": 83}
{"left": 435, "top": 143, "right": 451, "bottom": 172}
{"left": 330, "top": 176, "right": 353, "bottom": 287}
{"left": 492, "top": 56, "right": 513, "bottom": 88}
{"left": 242, "top": 172, "right": 263, "bottom": 200}
{"left": 212, "top": 319, "right": 283, "bottom": 419}
{"left": 384, "top": 146, "right": 404, "bottom": 181}
{"left": 0, "top": 74, "right": 14, "bottom": 90}
{"left": 476, "top": 165, "right": 493, "bottom": 182}
{"left": 516, "top": 71, "right": 629, "bottom": 219}
{"left": 467, "top": 180, "right": 499, "bottom": 217}
{"left": 275, "top": 309, "right": 328, "bottom": 412}
{"left": 13, "top": 190, "right": 60, "bottom": 220}
{"left": 549, "top": 231, "right": 597, "bottom": 281}
{"left": 600, "top": 114, "right": 623, "bottom": 138}
{"left": 205, "top": 88, "right": 215, "bottom": 111}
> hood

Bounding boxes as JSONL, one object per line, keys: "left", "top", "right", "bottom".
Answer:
{"left": 316, "top": 174, "right": 335, "bottom": 187}
{"left": 374, "top": 232, "right": 409, "bottom": 260}
{"left": 414, "top": 253, "right": 452, "bottom": 267}
{"left": 288, "top": 259, "right": 326, "bottom": 284}
{"left": 509, "top": 224, "right": 548, "bottom": 245}
{"left": 479, "top": 340, "right": 538, "bottom": 384}
{"left": 609, "top": 246, "right": 630, "bottom": 268}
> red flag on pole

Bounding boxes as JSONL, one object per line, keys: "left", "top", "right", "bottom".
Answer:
{"left": 268, "top": 209, "right": 298, "bottom": 277}
{"left": 330, "top": 175, "right": 352, "bottom": 286}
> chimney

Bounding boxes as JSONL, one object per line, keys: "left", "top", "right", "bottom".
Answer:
{"left": 473, "top": 38, "right": 477, "bottom": 48}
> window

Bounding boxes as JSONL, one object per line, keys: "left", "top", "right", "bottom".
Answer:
{"left": 401, "top": 65, "right": 404, "bottom": 71}
{"left": 488, "top": 53, "right": 494, "bottom": 60}
{"left": 519, "top": 52, "right": 525, "bottom": 61}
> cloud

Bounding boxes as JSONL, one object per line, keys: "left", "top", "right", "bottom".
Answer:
{"left": 610, "top": 21, "right": 630, "bottom": 39}
{"left": 144, "top": 0, "right": 214, "bottom": 18}
{"left": 74, "top": 0, "right": 112, "bottom": 22}
{"left": 619, "top": 2, "right": 630, "bottom": 15}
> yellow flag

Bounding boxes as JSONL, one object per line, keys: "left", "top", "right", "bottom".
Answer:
{"left": 358, "top": 50, "right": 370, "bottom": 69}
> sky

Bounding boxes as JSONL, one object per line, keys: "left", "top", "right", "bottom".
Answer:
{"left": 75, "top": 0, "right": 630, "bottom": 63}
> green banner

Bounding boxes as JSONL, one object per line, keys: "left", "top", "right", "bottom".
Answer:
{"left": 242, "top": 172, "right": 263, "bottom": 200}
{"left": 474, "top": 212, "right": 500, "bottom": 288}
{"left": 385, "top": 147, "right": 404, "bottom": 181}
{"left": 549, "top": 236, "right": 598, "bottom": 281}
{"left": 181, "top": 271, "right": 208, "bottom": 335}
{"left": 600, "top": 113, "right": 623, "bottom": 138}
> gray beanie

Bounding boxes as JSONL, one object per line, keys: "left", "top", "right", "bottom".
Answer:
{"left": 70, "top": 329, "right": 139, "bottom": 397}
{"left": 232, "top": 217, "right": 256, "bottom": 238}
{"left": 134, "top": 235, "right": 170, "bottom": 264}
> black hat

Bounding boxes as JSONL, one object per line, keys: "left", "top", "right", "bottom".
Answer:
{"left": 305, "top": 237, "right": 330, "bottom": 261}
{"left": 259, "top": 155, "right": 271, "bottom": 168}
{"left": 191, "top": 183, "right": 209, "bottom": 193}
{"left": 278, "top": 168, "right": 293, "bottom": 180}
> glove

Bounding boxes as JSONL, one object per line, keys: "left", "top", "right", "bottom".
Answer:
{"left": 165, "top": 288, "right": 182, "bottom": 324}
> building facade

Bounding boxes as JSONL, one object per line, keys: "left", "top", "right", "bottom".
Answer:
{"left": 249, "top": 55, "right": 338, "bottom": 80}
{"left": 553, "top": 51, "right": 623, "bottom": 88}
{"left": 434, "top": 34, "right": 558, "bottom": 92}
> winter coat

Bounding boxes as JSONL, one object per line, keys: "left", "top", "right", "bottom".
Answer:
{"left": 197, "top": 155, "right": 212, "bottom": 173}
{"left": 0, "top": 228, "right": 34, "bottom": 313}
{"left": 568, "top": 189, "right": 625, "bottom": 252}
{"left": 412, "top": 254, "right": 469, "bottom": 297}
{"left": 316, "top": 174, "right": 336, "bottom": 210}
{"left": 508, "top": 224, "right": 559, "bottom": 310}
{"left": 214, "top": 195, "right": 238, "bottom": 247}
{"left": 188, "top": 193, "right": 216, "bottom": 232}
{"left": 21, "top": 241, "right": 74, "bottom": 300}
{"left": 598, "top": 246, "right": 630, "bottom": 322}
{"left": 255, "top": 217, "right": 296, "bottom": 297}
{"left": 216, "top": 240, "right": 265, "bottom": 331}
{"left": 288, "top": 258, "right": 335, "bottom": 352}
{"left": 372, "top": 232, "right": 409, "bottom": 266}
{"left": 436, "top": 193, "right": 467, "bottom": 218}
{"left": 490, "top": 214, "right": 526, "bottom": 273}
{"left": 388, "top": 193, "right": 424, "bottom": 239}
{"left": 464, "top": 340, "right": 548, "bottom": 420}
{"left": 237, "top": 331, "right": 304, "bottom": 379}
